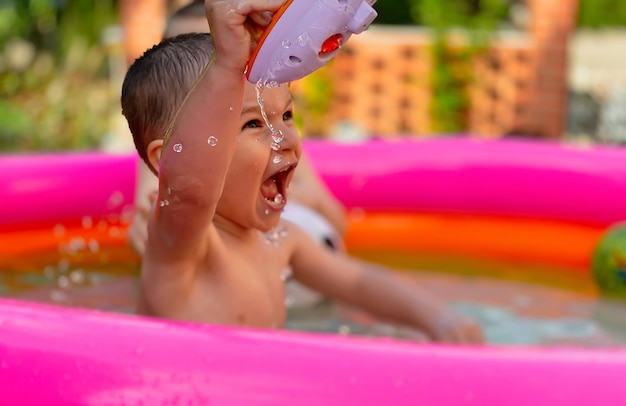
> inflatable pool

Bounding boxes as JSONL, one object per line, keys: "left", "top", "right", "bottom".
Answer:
{"left": 2, "top": 137, "right": 626, "bottom": 404}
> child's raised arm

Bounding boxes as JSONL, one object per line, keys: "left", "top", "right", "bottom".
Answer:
{"left": 149, "top": 0, "right": 284, "bottom": 263}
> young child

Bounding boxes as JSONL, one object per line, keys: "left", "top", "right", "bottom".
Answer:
{"left": 127, "top": 0, "right": 347, "bottom": 258}
{"left": 121, "top": 0, "right": 484, "bottom": 344}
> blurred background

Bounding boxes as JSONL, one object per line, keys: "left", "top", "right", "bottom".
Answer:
{"left": 1, "top": 0, "right": 625, "bottom": 152}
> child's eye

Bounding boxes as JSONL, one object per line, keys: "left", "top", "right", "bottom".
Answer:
{"left": 242, "top": 119, "right": 262, "bottom": 130}
{"left": 283, "top": 110, "right": 293, "bottom": 121}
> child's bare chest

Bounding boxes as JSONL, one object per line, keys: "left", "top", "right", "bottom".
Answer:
{"left": 192, "top": 241, "right": 291, "bottom": 328}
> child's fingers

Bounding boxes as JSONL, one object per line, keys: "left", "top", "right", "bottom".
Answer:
{"left": 207, "top": 0, "right": 283, "bottom": 24}
{"left": 231, "top": 0, "right": 284, "bottom": 18}
{"left": 206, "top": 0, "right": 284, "bottom": 70}
{"left": 248, "top": 10, "right": 274, "bottom": 27}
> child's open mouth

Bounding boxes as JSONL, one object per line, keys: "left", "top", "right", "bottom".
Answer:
{"left": 261, "top": 162, "right": 296, "bottom": 211}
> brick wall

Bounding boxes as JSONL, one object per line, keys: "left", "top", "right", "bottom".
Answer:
{"left": 119, "top": 0, "right": 579, "bottom": 139}
{"left": 294, "top": 0, "right": 579, "bottom": 139}
{"left": 120, "top": 0, "right": 166, "bottom": 66}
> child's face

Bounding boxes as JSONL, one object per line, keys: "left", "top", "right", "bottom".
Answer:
{"left": 215, "top": 83, "right": 302, "bottom": 232}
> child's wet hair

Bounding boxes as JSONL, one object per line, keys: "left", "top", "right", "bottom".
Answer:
{"left": 121, "top": 33, "right": 215, "bottom": 173}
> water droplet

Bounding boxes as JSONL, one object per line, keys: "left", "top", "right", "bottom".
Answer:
{"left": 272, "top": 155, "right": 282, "bottom": 164}
{"left": 70, "top": 270, "right": 85, "bottom": 284}
{"left": 281, "top": 40, "right": 291, "bottom": 48}
{"left": 297, "top": 32, "right": 310, "bottom": 46}
{"left": 264, "top": 225, "right": 288, "bottom": 246}
{"left": 173, "top": 143, "right": 183, "bottom": 153}
{"left": 270, "top": 142, "right": 280, "bottom": 151}
{"left": 57, "top": 259, "right": 69, "bottom": 273}
{"left": 266, "top": 81, "right": 280, "bottom": 89}
{"left": 88, "top": 239, "right": 100, "bottom": 253}
{"left": 49, "top": 290, "right": 67, "bottom": 303}
{"left": 284, "top": 296, "right": 294, "bottom": 308}
{"left": 159, "top": 200, "right": 170, "bottom": 207}
{"left": 229, "top": 106, "right": 234, "bottom": 111}
{"left": 53, "top": 224, "right": 65, "bottom": 237}
{"left": 107, "top": 191, "right": 125, "bottom": 209}
{"left": 273, "top": 193, "right": 284, "bottom": 204}
{"left": 207, "top": 136, "right": 218, "bottom": 146}
{"left": 108, "top": 226, "right": 121, "bottom": 237}
{"left": 280, "top": 267, "right": 293, "bottom": 282}
{"left": 97, "top": 220, "right": 107, "bottom": 231}
{"left": 271, "top": 129, "right": 284, "bottom": 143}
{"left": 57, "top": 275, "right": 70, "bottom": 288}
{"left": 264, "top": 209, "right": 270, "bottom": 215}
{"left": 81, "top": 216, "right": 93, "bottom": 229}
{"left": 43, "top": 266, "right": 55, "bottom": 278}
{"left": 68, "top": 237, "right": 86, "bottom": 253}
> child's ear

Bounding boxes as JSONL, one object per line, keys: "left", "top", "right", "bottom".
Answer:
{"left": 146, "top": 139, "right": 164, "bottom": 175}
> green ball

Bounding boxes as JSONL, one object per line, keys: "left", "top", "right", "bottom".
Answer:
{"left": 592, "top": 223, "right": 626, "bottom": 298}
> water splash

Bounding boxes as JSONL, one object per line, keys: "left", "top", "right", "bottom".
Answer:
{"left": 272, "top": 193, "right": 284, "bottom": 205}
{"left": 273, "top": 155, "right": 283, "bottom": 164}
{"left": 266, "top": 81, "right": 280, "bottom": 89}
{"left": 272, "top": 129, "right": 284, "bottom": 143}
{"left": 173, "top": 143, "right": 183, "bottom": 153}
{"left": 264, "top": 225, "right": 288, "bottom": 246}
{"left": 255, "top": 79, "right": 284, "bottom": 150}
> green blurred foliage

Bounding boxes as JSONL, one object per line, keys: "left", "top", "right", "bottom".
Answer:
{"left": 372, "top": 0, "right": 416, "bottom": 25}
{"left": 411, "top": 0, "right": 509, "bottom": 133}
{"left": 5, "top": 0, "right": 624, "bottom": 151}
{"left": 578, "top": 0, "right": 626, "bottom": 28}
{"left": 0, "top": 0, "right": 118, "bottom": 151}
{"left": 296, "top": 0, "right": 510, "bottom": 137}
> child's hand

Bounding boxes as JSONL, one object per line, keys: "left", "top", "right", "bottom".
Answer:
{"left": 205, "top": 0, "right": 284, "bottom": 73}
{"left": 427, "top": 310, "right": 485, "bottom": 344}
{"left": 127, "top": 190, "right": 157, "bottom": 256}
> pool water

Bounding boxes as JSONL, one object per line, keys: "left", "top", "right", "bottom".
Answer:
{"left": 2, "top": 243, "right": 626, "bottom": 347}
